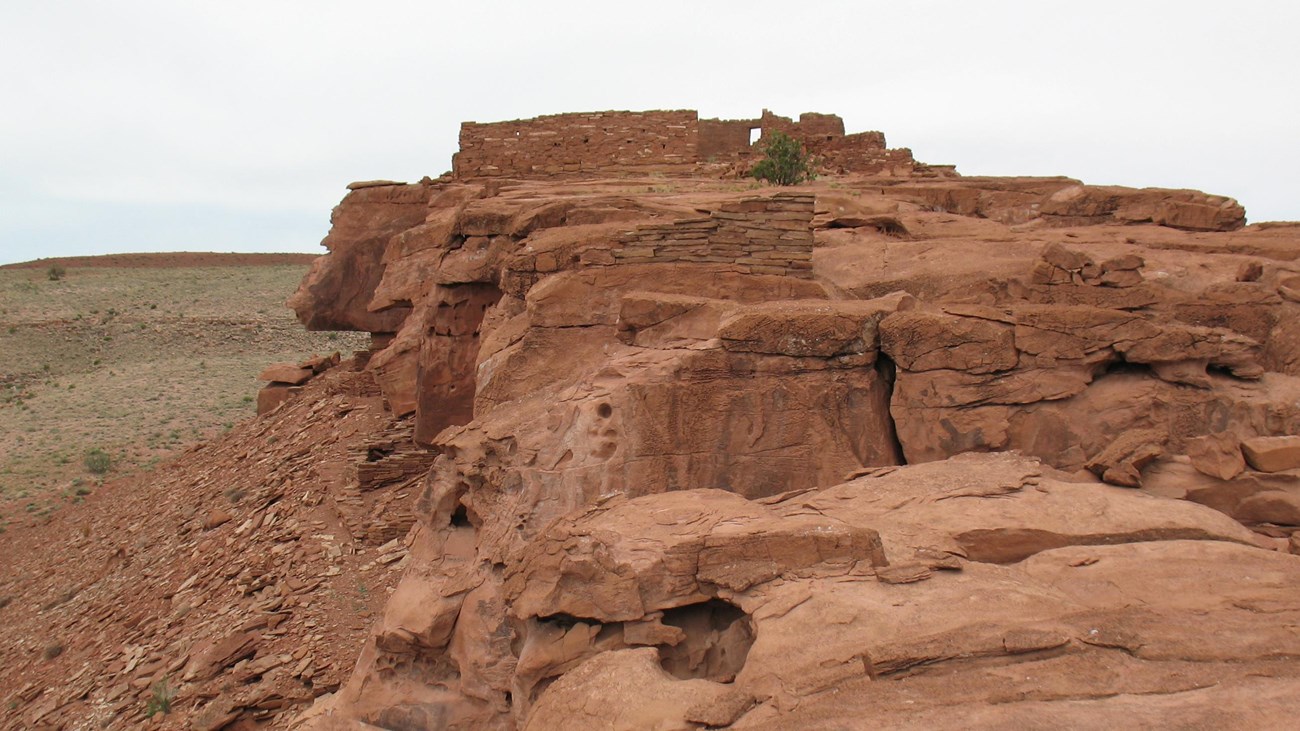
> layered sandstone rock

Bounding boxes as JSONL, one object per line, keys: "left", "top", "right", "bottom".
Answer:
{"left": 890, "top": 177, "right": 1247, "bottom": 231}
{"left": 7, "top": 113, "right": 1298, "bottom": 731}
{"left": 279, "top": 118, "right": 1300, "bottom": 729}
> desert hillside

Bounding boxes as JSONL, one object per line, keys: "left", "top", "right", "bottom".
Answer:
{"left": 4, "top": 110, "right": 1300, "bottom": 731}
{"left": 0, "top": 254, "right": 365, "bottom": 531}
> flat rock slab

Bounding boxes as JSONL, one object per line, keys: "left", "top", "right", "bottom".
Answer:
{"left": 258, "top": 363, "right": 314, "bottom": 385}
{"left": 1242, "top": 435, "right": 1300, "bottom": 473}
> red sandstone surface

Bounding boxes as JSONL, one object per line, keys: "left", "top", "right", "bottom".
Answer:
{"left": 4, "top": 110, "right": 1300, "bottom": 730}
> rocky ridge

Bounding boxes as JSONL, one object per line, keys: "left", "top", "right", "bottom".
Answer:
{"left": 286, "top": 113, "right": 1300, "bottom": 730}
{"left": 4, "top": 110, "right": 1300, "bottom": 730}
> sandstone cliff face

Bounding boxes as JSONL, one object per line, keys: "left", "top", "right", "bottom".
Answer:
{"left": 282, "top": 158, "right": 1300, "bottom": 730}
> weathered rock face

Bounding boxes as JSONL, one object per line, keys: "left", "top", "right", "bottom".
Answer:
{"left": 282, "top": 116, "right": 1300, "bottom": 730}
{"left": 289, "top": 182, "right": 433, "bottom": 333}
{"left": 307, "top": 451, "right": 1300, "bottom": 730}
{"left": 862, "top": 235, "right": 1300, "bottom": 499}
{"left": 891, "top": 178, "right": 1248, "bottom": 231}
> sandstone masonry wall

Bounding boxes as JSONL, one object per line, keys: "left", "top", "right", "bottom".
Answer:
{"left": 698, "top": 117, "right": 755, "bottom": 160}
{"left": 820, "top": 135, "right": 918, "bottom": 175}
{"left": 758, "top": 110, "right": 847, "bottom": 144}
{"left": 454, "top": 109, "right": 941, "bottom": 179}
{"left": 613, "top": 193, "right": 815, "bottom": 278}
{"left": 454, "top": 110, "right": 698, "bottom": 178}
{"left": 753, "top": 112, "right": 911, "bottom": 176}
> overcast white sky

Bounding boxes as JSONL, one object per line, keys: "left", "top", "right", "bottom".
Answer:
{"left": 1, "top": 1, "right": 1296, "bottom": 265}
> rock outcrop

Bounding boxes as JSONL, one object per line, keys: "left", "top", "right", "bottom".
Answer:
{"left": 276, "top": 111, "right": 1300, "bottom": 730}
{"left": 7, "top": 110, "right": 1298, "bottom": 731}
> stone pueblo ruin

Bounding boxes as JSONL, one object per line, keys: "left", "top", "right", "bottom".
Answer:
{"left": 6, "top": 109, "right": 1300, "bottom": 730}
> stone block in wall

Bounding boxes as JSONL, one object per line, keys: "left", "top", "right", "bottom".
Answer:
{"left": 711, "top": 212, "right": 757, "bottom": 222}
{"left": 655, "top": 231, "right": 710, "bottom": 240}
{"left": 754, "top": 249, "right": 809, "bottom": 260}
{"left": 766, "top": 203, "right": 815, "bottom": 214}
{"left": 718, "top": 200, "right": 779, "bottom": 214}
{"left": 766, "top": 219, "right": 812, "bottom": 231}
{"left": 614, "top": 247, "right": 657, "bottom": 259}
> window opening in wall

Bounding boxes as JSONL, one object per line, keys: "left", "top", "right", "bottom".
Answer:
{"left": 749, "top": 128, "right": 762, "bottom": 145}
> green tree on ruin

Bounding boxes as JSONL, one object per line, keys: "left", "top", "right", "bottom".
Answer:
{"left": 750, "top": 131, "right": 816, "bottom": 186}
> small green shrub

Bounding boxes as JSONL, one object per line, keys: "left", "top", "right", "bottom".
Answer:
{"left": 750, "top": 131, "right": 816, "bottom": 186}
{"left": 145, "top": 677, "right": 175, "bottom": 717}
{"left": 46, "top": 265, "right": 66, "bottom": 281}
{"left": 83, "top": 448, "right": 111, "bottom": 475}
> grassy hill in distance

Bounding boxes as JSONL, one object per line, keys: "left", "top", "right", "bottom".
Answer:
{"left": 0, "top": 253, "right": 366, "bottom": 530}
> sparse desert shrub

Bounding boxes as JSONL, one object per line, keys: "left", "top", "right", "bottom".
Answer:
{"left": 83, "top": 448, "right": 111, "bottom": 475}
{"left": 46, "top": 264, "right": 65, "bottom": 281}
{"left": 750, "top": 131, "right": 816, "bottom": 186}
{"left": 145, "top": 677, "right": 175, "bottom": 717}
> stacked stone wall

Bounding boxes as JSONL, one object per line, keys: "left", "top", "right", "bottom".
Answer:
{"left": 454, "top": 110, "right": 698, "bottom": 178}
{"left": 819, "top": 134, "right": 916, "bottom": 175}
{"left": 751, "top": 112, "right": 916, "bottom": 174}
{"left": 613, "top": 193, "right": 815, "bottom": 278}
{"left": 698, "top": 118, "right": 757, "bottom": 160}
{"left": 758, "top": 110, "right": 847, "bottom": 146}
{"left": 453, "top": 109, "right": 946, "bottom": 180}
